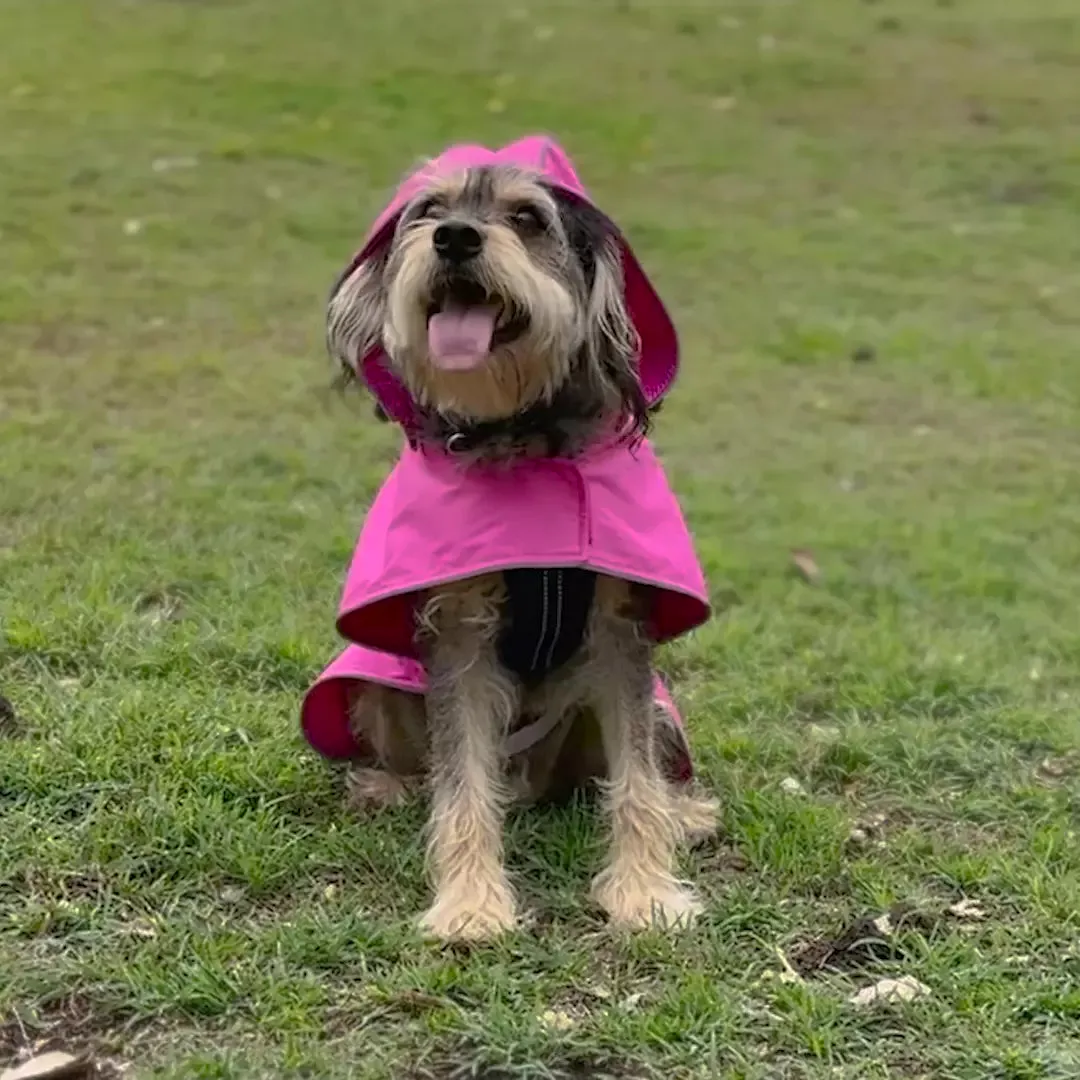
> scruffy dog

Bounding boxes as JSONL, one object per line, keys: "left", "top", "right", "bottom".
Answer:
{"left": 301, "top": 137, "right": 716, "bottom": 942}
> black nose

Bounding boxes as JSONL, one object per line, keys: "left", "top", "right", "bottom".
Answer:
{"left": 433, "top": 221, "right": 483, "bottom": 264}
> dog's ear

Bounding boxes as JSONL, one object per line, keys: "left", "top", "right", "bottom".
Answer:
{"left": 548, "top": 189, "right": 649, "bottom": 438}
{"left": 326, "top": 249, "right": 389, "bottom": 388}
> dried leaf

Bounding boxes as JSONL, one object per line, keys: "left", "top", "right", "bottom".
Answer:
{"left": 947, "top": 898, "right": 986, "bottom": 921}
{"left": 1, "top": 1053, "right": 92, "bottom": 1080}
{"left": 849, "top": 975, "right": 930, "bottom": 1008}
{"left": 790, "top": 549, "right": 821, "bottom": 584}
{"left": 870, "top": 913, "right": 894, "bottom": 936}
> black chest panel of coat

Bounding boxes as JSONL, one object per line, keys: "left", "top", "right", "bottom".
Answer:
{"left": 497, "top": 568, "right": 598, "bottom": 687}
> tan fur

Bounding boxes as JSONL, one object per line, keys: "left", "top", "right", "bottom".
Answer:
{"left": 582, "top": 578, "right": 703, "bottom": 928}
{"left": 326, "top": 164, "right": 637, "bottom": 426}
{"left": 342, "top": 573, "right": 717, "bottom": 941}
{"left": 386, "top": 218, "right": 579, "bottom": 419}
{"left": 328, "top": 159, "right": 711, "bottom": 940}
{"left": 414, "top": 576, "right": 520, "bottom": 940}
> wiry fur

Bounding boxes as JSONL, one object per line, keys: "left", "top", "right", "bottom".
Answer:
{"left": 345, "top": 575, "right": 718, "bottom": 940}
{"left": 329, "top": 161, "right": 715, "bottom": 940}
{"left": 327, "top": 165, "right": 650, "bottom": 459}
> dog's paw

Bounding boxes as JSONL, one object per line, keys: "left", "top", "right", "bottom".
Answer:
{"left": 591, "top": 868, "right": 703, "bottom": 931}
{"left": 345, "top": 767, "right": 413, "bottom": 812}
{"left": 419, "top": 879, "right": 517, "bottom": 942}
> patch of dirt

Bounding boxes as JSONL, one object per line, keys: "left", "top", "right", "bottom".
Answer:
{"left": 0, "top": 696, "right": 24, "bottom": 738}
{"left": 132, "top": 586, "right": 187, "bottom": 625}
{"left": 696, "top": 841, "right": 750, "bottom": 878}
{"left": 1036, "top": 752, "right": 1080, "bottom": 785}
{"left": 845, "top": 810, "right": 899, "bottom": 850}
{"left": 0, "top": 645, "right": 84, "bottom": 681}
{"left": 20, "top": 869, "right": 111, "bottom": 906}
{"left": 409, "top": 1054, "right": 649, "bottom": 1080}
{"left": 789, "top": 903, "right": 938, "bottom": 977}
{"left": 0, "top": 997, "right": 138, "bottom": 1079}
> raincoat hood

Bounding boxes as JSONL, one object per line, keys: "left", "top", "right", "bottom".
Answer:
{"left": 331, "top": 134, "right": 679, "bottom": 430}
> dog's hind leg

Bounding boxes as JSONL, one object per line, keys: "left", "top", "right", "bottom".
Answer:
{"left": 652, "top": 709, "right": 720, "bottom": 846}
{"left": 586, "top": 576, "right": 703, "bottom": 930}
{"left": 345, "top": 686, "right": 427, "bottom": 812}
{"left": 417, "top": 575, "right": 520, "bottom": 942}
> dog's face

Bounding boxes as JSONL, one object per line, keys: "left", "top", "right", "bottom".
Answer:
{"left": 329, "top": 164, "right": 645, "bottom": 428}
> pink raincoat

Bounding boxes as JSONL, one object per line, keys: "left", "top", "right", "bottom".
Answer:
{"left": 301, "top": 136, "right": 710, "bottom": 782}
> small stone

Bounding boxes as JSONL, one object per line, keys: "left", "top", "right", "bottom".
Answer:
{"left": 849, "top": 975, "right": 930, "bottom": 1008}
{"left": 538, "top": 1008, "right": 575, "bottom": 1031}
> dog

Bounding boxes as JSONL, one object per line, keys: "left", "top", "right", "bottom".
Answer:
{"left": 302, "top": 137, "right": 716, "bottom": 942}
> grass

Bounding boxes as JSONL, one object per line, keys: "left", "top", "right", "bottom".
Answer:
{"left": 2, "top": 0, "right": 1080, "bottom": 1075}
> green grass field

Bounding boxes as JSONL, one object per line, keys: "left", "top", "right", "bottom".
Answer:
{"left": 3, "top": 0, "right": 1080, "bottom": 1076}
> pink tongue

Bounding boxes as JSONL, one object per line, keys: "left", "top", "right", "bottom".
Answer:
{"left": 427, "top": 306, "right": 497, "bottom": 370}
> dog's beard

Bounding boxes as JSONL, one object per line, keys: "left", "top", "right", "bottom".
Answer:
{"left": 326, "top": 164, "right": 650, "bottom": 454}
{"left": 384, "top": 226, "right": 584, "bottom": 422}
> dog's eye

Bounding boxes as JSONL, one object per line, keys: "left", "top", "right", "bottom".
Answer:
{"left": 509, "top": 204, "right": 546, "bottom": 234}
{"left": 412, "top": 197, "right": 443, "bottom": 221}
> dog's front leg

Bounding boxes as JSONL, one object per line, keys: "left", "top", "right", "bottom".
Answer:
{"left": 587, "top": 577, "right": 703, "bottom": 930}
{"left": 417, "top": 576, "right": 520, "bottom": 942}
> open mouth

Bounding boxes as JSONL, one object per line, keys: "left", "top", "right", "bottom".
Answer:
{"left": 426, "top": 279, "right": 529, "bottom": 371}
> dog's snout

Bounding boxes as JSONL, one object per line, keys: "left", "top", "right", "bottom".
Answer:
{"left": 433, "top": 221, "right": 484, "bottom": 264}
